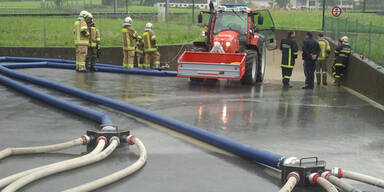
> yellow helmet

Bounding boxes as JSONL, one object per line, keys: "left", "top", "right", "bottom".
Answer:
{"left": 123, "top": 17, "right": 132, "bottom": 26}
{"left": 340, "top": 36, "right": 349, "bottom": 43}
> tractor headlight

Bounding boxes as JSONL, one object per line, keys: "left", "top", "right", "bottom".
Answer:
{"left": 225, "top": 42, "right": 231, "bottom": 47}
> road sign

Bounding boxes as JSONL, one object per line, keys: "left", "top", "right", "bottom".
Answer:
{"left": 331, "top": 6, "right": 342, "bottom": 17}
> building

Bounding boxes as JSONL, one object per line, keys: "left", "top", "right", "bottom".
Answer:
{"left": 155, "top": 0, "right": 215, "bottom": 9}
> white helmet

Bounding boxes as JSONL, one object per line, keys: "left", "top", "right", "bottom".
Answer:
{"left": 79, "top": 10, "right": 90, "bottom": 18}
{"left": 87, "top": 12, "right": 93, "bottom": 19}
{"left": 123, "top": 17, "right": 132, "bottom": 26}
{"left": 340, "top": 36, "right": 349, "bottom": 43}
{"left": 145, "top": 22, "right": 153, "bottom": 31}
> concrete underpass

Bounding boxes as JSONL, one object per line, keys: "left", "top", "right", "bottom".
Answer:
{"left": 0, "top": 50, "right": 383, "bottom": 192}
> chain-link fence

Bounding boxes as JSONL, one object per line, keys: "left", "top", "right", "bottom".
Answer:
{"left": 324, "top": 13, "right": 384, "bottom": 66}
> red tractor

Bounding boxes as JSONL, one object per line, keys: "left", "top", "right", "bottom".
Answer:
{"left": 177, "top": 4, "right": 277, "bottom": 84}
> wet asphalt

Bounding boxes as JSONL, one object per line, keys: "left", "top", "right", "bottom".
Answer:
{"left": 0, "top": 58, "right": 383, "bottom": 192}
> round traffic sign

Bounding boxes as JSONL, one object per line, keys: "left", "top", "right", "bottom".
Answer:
{"left": 332, "top": 6, "right": 342, "bottom": 17}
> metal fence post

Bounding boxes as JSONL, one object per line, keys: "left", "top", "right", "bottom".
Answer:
{"left": 43, "top": 16, "right": 47, "bottom": 47}
{"left": 368, "top": 21, "right": 372, "bottom": 58}
{"left": 355, "top": 20, "right": 358, "bottom": 53}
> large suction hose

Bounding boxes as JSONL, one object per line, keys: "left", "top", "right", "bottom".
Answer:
{"left": 0, "top": 138, "right": 83, "bottom": 160}
{"left": 309, "top": 173, "right": 338, "bottom": 192}
{"left": 0, "top": 136, "right": 95, "bottom": 188}
{"left": 0, "top": 74, "right": 112, "bottom": 125}
{"left": 279, "top": 172, "right": 299, "bottom": 192}
{"left": 332, "top": 168, "right": 384, "bottom": 189}
{"left": 0, "top": 65, "right": 285, "bottom": 169}
{"left": 63, "top": 136, "right": 147, "bottom": 192}
{"left": 2, "top": 137, "right": 119, "bottom": 192}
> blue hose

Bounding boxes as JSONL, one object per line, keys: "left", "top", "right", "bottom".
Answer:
{"left": 1, "top": 56, "right": 177, "bottom": 76}
{"left": 0, "top": 74, "right": 112, "bottom": 126}
{"left": 1, "top": 62, "right": 48, "bottom": 69}
{"left": 0, "top": 65, "right": 285, "bottom": 169}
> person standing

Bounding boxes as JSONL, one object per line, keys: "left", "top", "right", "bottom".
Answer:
{"left": 142, "top": 23, "right": 160, "bottom": 69}
{"left": 121, "top": 17, "right": 138, "bottom": 69}
{"left": 73, "top": 10, "right": 91, "bottom": 72}
{"left": 302, "top": 32, "right": 320, "bottom": 89}
{"left": 136, "top": 35, "right": 144, "bottom": 68}
{"left": 87, "top": 13, "right": 100, "bottom": 72}
{"left": 280, "top": 31, "right": 298, "bottom": 89}
{"left": 316, "top": 33, "right": 331, "bottom": 86}
{"left": 333, "top": 36, "right": 351, "bottom": 87}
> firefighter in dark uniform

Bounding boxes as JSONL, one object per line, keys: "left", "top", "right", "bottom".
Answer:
{"left": 280, "top": 31, "right": 299, "bottom": 89}
{"left": 333, "top": 36, "right": 351, "bottom": 87}
{"left": 302, "top": 32, "right": 320, "bottom": 90}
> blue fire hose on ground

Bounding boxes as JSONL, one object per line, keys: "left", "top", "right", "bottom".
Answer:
{"left": 0, "top": 63, "right": 285, "bottom": 169}
{"left": 0, "top": 73, "right": 112, "bottom": 126}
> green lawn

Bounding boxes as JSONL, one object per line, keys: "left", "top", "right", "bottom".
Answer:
{"left": 0, "top": 16, "right": 202, "bottom": 46}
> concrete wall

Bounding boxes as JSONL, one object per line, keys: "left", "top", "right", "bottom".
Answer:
{"left": 0, "top": 44, "right": 191, "bottom": 70}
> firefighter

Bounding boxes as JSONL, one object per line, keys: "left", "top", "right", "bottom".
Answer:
{"left": 333, "top": 36, "right": 351, "bottom": 87}
{"left": 74, "top": 10, "right": 91, "bottom": 72}
{"left": 136, "top": 35, "right": 144, "bottom": 68}
{"left": 316, "top": 33, "right": 331, "bottom": 86}
{"left": 86, "top": 13, "right": 100, "bottom": 72}
{"left": 280, "top": 31, "right": 298, "bottom": 89}
{"left": 302, "top": 32, "right": 320, "bottom": 90}
{"left": 122, "top": 17, "right": 138, "bottom": 69}
{"left": 142, "top": 22, "right": 160, "bottom": 69}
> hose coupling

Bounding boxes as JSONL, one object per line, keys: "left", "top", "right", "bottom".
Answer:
{"left": 331, "top": 167, "right": 343, "bottom": 178}
{"left": 287, "top": 172, "right": 300, "bottom": 183}
{"left": 96, "top": 136, "right": 108, "bottom": 145}
{"left": 127, "top": 135, "right": 135, "bottom": 145}
{"left": 321, "top": 171, "right": 331, "bottom": 179}
{"left": 81, "top": 135, "right": 91, "bottom": 145}
{"left": 110, "top": 136, "right": 120, "bottom": 145}
{"left": 308, "top": 173, "right": 321, "bottom": 184}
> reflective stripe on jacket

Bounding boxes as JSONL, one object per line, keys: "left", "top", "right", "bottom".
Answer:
{"left": 143, "top": 30, "right": 157, "bottom": 52}
{"left": 74, "top": 20, "right": 89, "bottom": 46}
{"left": 280, "top": 37, "right": 298, "bottom": 68}
{"left": 122, "top": 27, "right": 137, "bottom": 51}
{"left": 335, "top": 43, "right": 351, "bottom": 66}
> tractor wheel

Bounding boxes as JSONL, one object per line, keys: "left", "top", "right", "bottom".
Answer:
{"left": 240, "top": 50, "right": 259, "bottom": 85}
{"left": 257, "top": 45, "right": 266, "bottom": 82}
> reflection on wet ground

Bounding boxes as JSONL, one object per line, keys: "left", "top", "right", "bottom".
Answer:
{"left": 0, "top": 68, "right": 383, "bottom": 192}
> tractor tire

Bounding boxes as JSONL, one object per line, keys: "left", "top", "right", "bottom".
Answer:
{"left": 257, "top": 45, "right": 266, "bottom": 82}
{"left": 240, "top": 50, "right": 259, "bottom": 85}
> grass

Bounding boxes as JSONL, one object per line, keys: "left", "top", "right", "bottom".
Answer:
{"left": 0, "top": 16, "right": 202, "bottom": 46}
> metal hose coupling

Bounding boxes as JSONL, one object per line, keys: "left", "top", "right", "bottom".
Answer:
{"left": 287, "top": 172, "right": 300, "bottom": 183}
{"left": 321, "top": 171, "right": 332, "bottom": 179}
{"left": 96, "top": 136, "right": 108, "bottom": 145}
{"left": 81, "top": 135, "right": 91, "bottom": 145}
{"left": 126, "top": 135, "right": 135, "bottom": 145}
{"left": 331, "top": 167, "right": 343, "bottom": 178}
{"left": 110, "top": 136, "right": 120, "bottom": 145}
{"left": 308, "top": 173, "right": 321, "bottom": 184}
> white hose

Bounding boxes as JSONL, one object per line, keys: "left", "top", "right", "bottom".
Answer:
{"left": 0, "top": 138, "right": 84, "bottom": 160}
{"left": 343, "top": 170, "right": 384, "bottom": 189}
{"left": 279, "top": 176, "right": 298, "bottom": 192}
{"left": 2, "top": 138, "right": 119, "bottom": 192}
{"left": 0, "top": 137, "right": 101, "bottom": 189}
{"left": 279, "top": 172, "right": 299, "bottom": 192}
{"left": 317, "top": 177, "right": 338, "bottom": 192}
{"left": 62, "top": 136, "right": 147, "bottom": 192}
{"left": 327, "top": 175, "right": 361, "bottom": 192}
